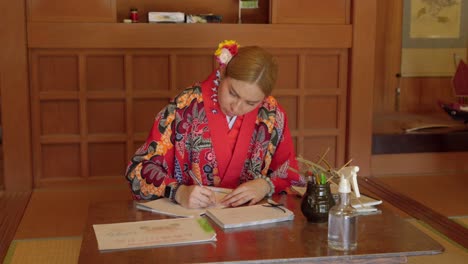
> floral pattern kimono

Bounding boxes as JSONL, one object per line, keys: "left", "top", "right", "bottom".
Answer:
{"left": 126, "top": 69, "right": 304, "bottom": 200}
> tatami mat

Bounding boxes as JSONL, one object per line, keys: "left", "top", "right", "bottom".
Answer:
{"left": 406, "top": 218, "right": 468, "bottom": 264}
{"left": 451, "top": 216, "right": 468, "bottom": 228}
{"left": 4, "top": 237, "right": 82, "bottom": 264}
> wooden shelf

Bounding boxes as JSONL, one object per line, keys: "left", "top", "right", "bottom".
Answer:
{"left": 372, "top": 113, "right": 468, "bottom": 154}
{"left": 28, "top": 22, "right": 352, "bottom": 49}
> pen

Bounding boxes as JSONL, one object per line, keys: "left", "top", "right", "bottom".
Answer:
{"left": 188, "top": 170, "right": 203, "bottom": 187}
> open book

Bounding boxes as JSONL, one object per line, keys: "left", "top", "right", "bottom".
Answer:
{"left": 93, "top": 217, "right": 216, "bottom": 251}
{"left": 136, "top": 186, "right": 231, "bottom": 218}
{"left": 205, "top": 202, "right": 294, "bottom": 229}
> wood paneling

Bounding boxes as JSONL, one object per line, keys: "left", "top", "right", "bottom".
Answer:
{"left": 28, "top": 0, "right": 116, "bottom": 22}
{"left": 86, "top": 56, "right": 125, "bottom": 91}
{"left": 41, "top": 144, "right": 81, "bottom": 179}
{"left": 38, "top": 56, "right": 79, "bottom": 91}
{"left": 400, "top": 77, "right": 455, "bottom": 113}
{"left": 303, "top": 137, "right": 338, "bottom": 166}
{"left": 30, "top": 47, "right": 348, "bottom": 186}
{"left": 88, "top": 143, "right": 126, "bottom": 177}
{"left": 373, "top": 0, "right": 459, "bottom": 115}
{"left": 175, "top": 54, "right": 214, "bottom": 90}
{"left": 40, "top": 101, "right": 80, "bottom": 135}
{"left": 132, "top": 99, "right": 169, "bottom": 134}
{"left": 87, "top": 100, "right": 126, "bottom": 134}
{"left": 270, "top": 0, "right": 350, "bottom": 24}
{"left": 0, "top": 0, "right": 33, "bottom": 191}
{"left": 27, "top": 23, "right": 352, "bottom": 49}
{"left": 0, "top": 1, "right": 382, "bottom": 188}
{"left": 132, "top": 56, "right": 170, "bottom": 91}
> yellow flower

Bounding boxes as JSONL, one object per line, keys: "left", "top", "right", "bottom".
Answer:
{"left": 214, "top": 40, "right": 239, "bottom": 56}
{"left": 214, "top": 40, "right": 240, "bottom": 66}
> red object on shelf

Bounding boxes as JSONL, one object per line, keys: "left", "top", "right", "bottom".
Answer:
{"left": 130, "top": 8, "right": 139, "bottom": 23}
{"left": 453, "top": 59, "right": 468, "bottom": 97}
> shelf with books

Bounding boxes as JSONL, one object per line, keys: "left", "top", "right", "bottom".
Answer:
{"left": 116, "top": 0, "right": 269, "bottom": 24}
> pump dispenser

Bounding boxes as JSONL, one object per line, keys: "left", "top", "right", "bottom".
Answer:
{"left": 328, "top": 166, "right": 360, "bottom": 251}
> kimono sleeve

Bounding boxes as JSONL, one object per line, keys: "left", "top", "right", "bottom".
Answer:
{"left": 125, "top": 103, "right": 177, "bottom": 200}
{"left": 268, "top": 108, "right": 305, "bottom": 193}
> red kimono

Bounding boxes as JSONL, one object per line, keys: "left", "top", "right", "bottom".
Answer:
{"left": 126, "top": 69, "right": 304, "bottom": 200}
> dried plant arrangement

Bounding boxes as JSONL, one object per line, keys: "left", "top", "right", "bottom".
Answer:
{"left": 290, "top": 148, "right": 353, "bottom": 187}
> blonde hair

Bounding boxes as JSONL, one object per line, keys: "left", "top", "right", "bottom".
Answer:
{"left": 225, "top": 46, "right": 278, "bottom": 96}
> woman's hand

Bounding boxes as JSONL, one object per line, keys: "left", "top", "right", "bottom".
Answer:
{"left": 174, "top": 185, "right": 217, "bottom": 209}
{"left": 220, "top": 178, "right": 271, "bottom": 207}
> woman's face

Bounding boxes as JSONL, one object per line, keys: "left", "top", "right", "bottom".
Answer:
{"left": 218, "top": 77, "right": 265, "bottom": 117}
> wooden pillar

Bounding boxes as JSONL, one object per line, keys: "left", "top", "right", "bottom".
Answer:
{"left": 347, "top": 0, "right": 377, "bottom": 176}
{"left": 0, "top": 0, "right": 33, "bottom": 191}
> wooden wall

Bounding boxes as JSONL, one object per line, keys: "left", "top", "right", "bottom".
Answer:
{"left": 28, "top": 47, "right": 349, "bottom": 187}
{"left": 373, "top": 0, "right": 462, "bottom": 114}
{"left": 1, "top": 0, "right": 380, "bottom": 190}
{"left": 371, "top": 0, "right": 468, "bottom": 176}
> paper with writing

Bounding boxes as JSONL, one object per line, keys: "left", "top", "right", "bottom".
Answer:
{"left": 93, "top": 217, "right": 216, "bottom": 251}
{"left": 136, "top": 186, "right": 232, "bottom": 217}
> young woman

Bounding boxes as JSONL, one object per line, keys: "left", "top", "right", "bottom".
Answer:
{"left": 126, "top": 40, "right": 304, "bottom": 208}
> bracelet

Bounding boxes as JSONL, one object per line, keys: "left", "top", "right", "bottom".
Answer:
{"left": 170, "top": 184, "right": 181, "bottom": 202}
{"left": 254, "top": 174, "right": 275, "bottom": 197}
{"left": 164, "top": 183, "right": 181, "bottom": 202}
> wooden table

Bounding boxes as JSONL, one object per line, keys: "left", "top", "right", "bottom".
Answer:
{"left": 78, "top": 194, "right": 443, "bottom": 263}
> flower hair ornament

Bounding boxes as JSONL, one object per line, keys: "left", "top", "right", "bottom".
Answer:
{"left": 214, "top": 40, "right": 240, "bottom": 67}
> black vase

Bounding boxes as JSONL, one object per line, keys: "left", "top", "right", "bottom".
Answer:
{"left": 301, "top": 181, "right": 335, "bottom": 223}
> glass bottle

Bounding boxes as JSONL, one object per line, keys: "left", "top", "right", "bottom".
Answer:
{"left": 328, "top": 176, "right": 358, "bottom": 251}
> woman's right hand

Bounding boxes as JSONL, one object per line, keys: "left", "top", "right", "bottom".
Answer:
{"left": 174, "top": 185, "right": 217, "bottom": 209}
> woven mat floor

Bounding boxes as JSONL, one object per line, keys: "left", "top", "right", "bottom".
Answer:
{"left": 4, "top": 237, "right": 82, "bottom": 264}
{"left": 405, "top": 218, "right": 467, "bottom": 264}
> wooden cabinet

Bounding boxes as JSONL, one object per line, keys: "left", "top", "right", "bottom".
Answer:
{"left": 27, "top": 27, "right": 352, "bottom": 187}
{"left": 270, "top": 0, "right": 350, "bottom": 24}
{"left": 1, "top": 0, "right": 378, "bottom": 190}
{"left": 27, "top": 0, "right": 117, "bottom": 22}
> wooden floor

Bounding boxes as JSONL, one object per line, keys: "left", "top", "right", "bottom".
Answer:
{"left": 0, "top": 192, "right": 31, "bottom": 261}
{"left": 14, "top": 186, "right": 131, "bottom": 239}
{"left": 377, "top": 173, "right": 468, "bottom": 217}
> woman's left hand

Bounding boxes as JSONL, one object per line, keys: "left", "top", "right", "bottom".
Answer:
{"left": 220, "top": 178, "right": 271, "bottom": 207}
